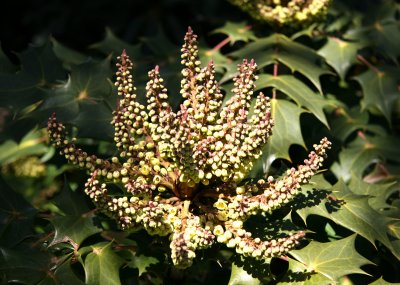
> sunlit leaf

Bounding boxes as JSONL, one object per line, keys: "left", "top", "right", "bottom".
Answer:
{"left": 228, "top": 263, "right": 261, "bottom": 285}
{"left": 256, "top": 74, "right": 329, "bottom": 127}
{"left": 212, "top": 21, "right": 255, "bottom": 45}
{"left": 228, "top": 34, "right": 331, "bottom": 92}
{"left": 84, "top": 242, "right": 123, "bottom": 285}
{"left": 290, "top": 235, "right": 371, "bottom": 281}
{"left": 265, "top": 99, "right": 306, "bottom": 163}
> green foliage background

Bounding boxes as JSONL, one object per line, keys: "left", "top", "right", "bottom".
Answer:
{"left": 1, "top": 0, "right": 400, "bottom": 284}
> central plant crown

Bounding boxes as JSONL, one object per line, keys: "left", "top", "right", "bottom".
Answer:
{"left": 48, "top": 27, "right": 331, "bottom": 268}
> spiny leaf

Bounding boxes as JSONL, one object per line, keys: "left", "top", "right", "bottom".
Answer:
{"left": 290, "top": 235, "right": 371, "bottom": 281}
{"left": 84, "top": 242, "right": 123, "bottom": 285}
{"left": 331, "top": 134, "right": 400, "bottom": 182}
{"left": 51, "top": 38, "right": 88, "bottom": 68}
{"left": 212, "top": 21, "right": 255, "bottom": 45}
{"left": 369, "top": 277, "right": 397, "bottom": 285}
{"left": 53, "top": 180, "right": 90, "bottom": 216}
{"left": 50, "top": 212, "right": 101, "bottom": 247}
{"left": 39, "top": 58, "right": 114, "bottom": 139}
{"left": 264, "top": 99, "right": 306, "bottom": 164}
{"left": 256, "top": 74, "right": 329, "bottom": 127}
{"left": 228, "top": 263, "right": 261, "bottom": 285}
{"left": 0, "top": 177, "right": 37, "bottom": 247}
{"left": 227, "top": 34, "right": 330, "bottom": 92}
{"left": 90, "top": 27, "right": 142, "bottom": 58}
{"left": 354, "top": 66, "right": 400, "bottom": 124}
{"left": 126, "top": 253, "right": 159, "bottom": 276}
{"left": 348, "top": 176, "right": 397, "bottom": 214}
{"left": 318, "top": 36, "right": 363, "bottom": 80}
{"left": 54, "top": 258, "right": 85, "bottom": 285}
{"left": 0, "top": 244, "right": 51, "bottom": 284}
{"left": 280, "top": 258, "right": 332, "bottom": 284}
{"left": 330, "top": 107, "right": 387, "bottom": 141}
{"left": 0, "top": 41, "right": 66, "bottom": 112}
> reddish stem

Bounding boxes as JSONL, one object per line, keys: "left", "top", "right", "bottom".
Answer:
{"left": 357, "top": 55, "right": 381, "bottom": 74}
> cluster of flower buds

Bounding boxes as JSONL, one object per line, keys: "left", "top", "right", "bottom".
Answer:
{"left": 2, "top": 156, "right": 46, "bottom": 178}
{"left": 48, "top": 27, "right": 331, "bottom": 268}
{"left": 228, "top": 0, "right": 331, "bottom": 26}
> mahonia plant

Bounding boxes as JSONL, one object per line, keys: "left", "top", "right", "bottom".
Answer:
{"left": 228, "top": 0, "right": 331, "bottom": 27}
{"left": 48, "top": 27, "right": 331, "bottom": 269}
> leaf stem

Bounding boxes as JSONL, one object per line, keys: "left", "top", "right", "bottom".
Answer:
{"left": 357, "top": 55, "right": 381, "bottom": 74}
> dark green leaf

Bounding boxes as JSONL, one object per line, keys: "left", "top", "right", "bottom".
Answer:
{"left": 50, "top": 211, "right": 101, "bottom": 247}
{"left": 54, "top": 258, "right": 85, "bottom": 285}
{"left": 265, "top": 99, "right": 306, "bottom": 163}
{"left": 354, "top": 66, "right": 400, "bottom": 124}
{"left": 0, "top": 177, "right": 37, "bottom": 247}
{"left": 51, "top": 38, "right": 88, "bottom": 68}
{"left": 228, "top": 34, "right": 331, "bottom": 92}
{"left": 0, "top": 41, "right": 66, "bottom": 112}
{"left": 0, "top": 245, "right": 50, "bottom": 284}
{"left": 256, "top": 74, "right": 329, "bottom": 127}
{"left": 91, "top": 28, "right": 142, "bottom": 58}
{"left": 53, "top": 180, "right": 90, "bottom": 216}
{"left": 318, "top": 37, "right": 362, "bottom": 80}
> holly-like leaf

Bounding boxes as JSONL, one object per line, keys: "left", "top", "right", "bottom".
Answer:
{"left": 84, "top": 242, "right": 123, "bottom": 285}
{"left": 0, "top": 177, "right": 37, "bottom": 247}
{"left": 0, "top": 41, "right": 66, "bottom": 112}
{"left": 212, "top": 21, "right": 255, "bottom": 45}
{"left": 53, "top": 180, "right": 90, "bottom": 216}
{"left": 228, "top": 34, "right": 331, "bottom": 92}
{"left": 256, "top": 74, "right": 329, "bottom": 127}
{"left": 290, "top": 235, "right": 371, "bottom": 281}
{"left": 331, "top": 134, "right": 400, "bottom": 182}
{"left": 280, "top": 258, "right": 332, "bottom": 285}
{"left": 330, "top": 107, "right": 387, "bottom": 141}
{"left": 0, "top": 245, "right": 51, "bottom": 284}
{"left": 264, "top": 99, "right": 306, "bottom": 163}
{"left": 90, "top": 27, "right": 142, "bottom": 59}
{"left": 51, "top": 38, "right": 88, "bottom": 68}
{"left": 348, "top": 176, "right": 397, "bottom": 214}
{"left": 369, "top": 277, "right": 396, "bottom": 285}
{"left": 318, "top": 37, "right": 362, "bottom": 80}
{"left": 228, "top": 263, "right": 261, "bottom": 285}
{"left": 50, "top": 211, "right": 101, "bottom": 248}
{"left": 127, "top": 253, "right": 159, "bottom": 276}
{"left": 54, "top": 258, "right": 85, "bottom": 285}
{"left": 354, "top": 66, "right": 400, "bottom": 124}
{"left": 39, "top": 58, "right": 115, "bottom": 140}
